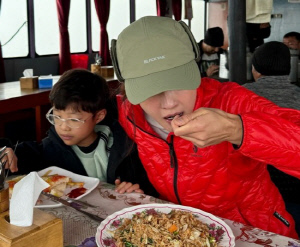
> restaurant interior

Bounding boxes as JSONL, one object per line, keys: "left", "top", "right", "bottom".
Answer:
{"left": 0, "top": 0, "right": 300, "bottom": 246}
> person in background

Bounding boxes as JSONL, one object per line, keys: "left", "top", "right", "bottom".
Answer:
{"left": 245, "top": 0, "right": 272, "bottom": 53}
{"left": 197, "top": 27, "right": 224, "bottom": 78}
{"left": 244, "top": 41, "right": 300, "bottom": 109}
{"left": 3, "top": 69, "right": 156, "bottom": 196}
{"left": 246, "top": 22, "right": 271, "bottom": 53}
{"left": 111, "top": 16, "right": 300, "bottom": 239}
{"left": 244, "top": 40, "right": 300, "bottom": 236}
{"left": 283, "top": 31, "right": 300, "bottom": 58}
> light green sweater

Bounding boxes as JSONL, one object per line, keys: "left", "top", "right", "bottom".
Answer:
{"left": 71, "top": 125, "right": 113, "bottom": 182}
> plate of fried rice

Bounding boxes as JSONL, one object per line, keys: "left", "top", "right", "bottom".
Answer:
{"left": 96, "top": 204, "right": 235, "bottom": 247}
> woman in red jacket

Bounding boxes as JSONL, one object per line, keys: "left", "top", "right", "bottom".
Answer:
{"left": 111, "top": 16, "right": 300, "bottom": 239}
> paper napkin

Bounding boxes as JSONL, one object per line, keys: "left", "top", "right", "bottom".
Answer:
{"left": 9, "top": 172, "right": 49, "bottom": 226}
{"left": 23, "top": 69, "right": 33, "bottom": 77}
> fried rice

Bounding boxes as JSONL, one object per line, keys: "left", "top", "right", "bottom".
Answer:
{"left": 112, "top": 209, "right": 220, "bottom": 247}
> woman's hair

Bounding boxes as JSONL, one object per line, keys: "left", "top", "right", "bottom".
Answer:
{"left": 118, "top": 82, "right": 138, "bottom": 151}
{"left": 49, "top": 69, "right": 110, "bottom": 114}
{"left": 118, "top": 83, "right": 126, "bottom": 101}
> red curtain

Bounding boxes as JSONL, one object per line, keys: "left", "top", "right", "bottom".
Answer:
{"left": 172, "top": 0, "right": 182, "bottom": 21}
{"left": 0, "top": 43, "right": 6, "bottom": 83}
{"left": 156, "top": 0, "right": 167, "bottom": 17}
{"left": 56, "top": 0, "right": 72, "bottom": 75}
{"left": 94, "top": 0, "right": 111, "bottom": 66}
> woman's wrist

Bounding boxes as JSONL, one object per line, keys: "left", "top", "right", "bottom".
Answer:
{"left": 227, "top": 114, "right": 243, "bottom": 146}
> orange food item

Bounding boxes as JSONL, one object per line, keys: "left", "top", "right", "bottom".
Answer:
{"left": 168, "top": 224, "right": 178, "bottom": 233}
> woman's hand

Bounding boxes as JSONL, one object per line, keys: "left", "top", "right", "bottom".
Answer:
{"left": 114, "top": 179, "right": 144, "bottom": 194}
{"left": 171, "top": 107, "right": 243, "bottom": 148}
{"left": 1, "top": 147, "right": 18, "bottom": 173}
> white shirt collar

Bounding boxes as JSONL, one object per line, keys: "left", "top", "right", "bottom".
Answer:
{"left": 145, "top": 112, "right": 170, "bottom": 140}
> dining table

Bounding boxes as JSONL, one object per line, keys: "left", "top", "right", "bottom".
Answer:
{"left": 40, "top": 181, "right": 300, "bottom": 247}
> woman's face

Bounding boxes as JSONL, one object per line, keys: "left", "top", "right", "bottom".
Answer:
{"left": 139, "top": 89, "right": 197, "bottom": 132}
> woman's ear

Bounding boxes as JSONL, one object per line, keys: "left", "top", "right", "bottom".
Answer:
{"left": 95, "top": 109, "right": 107, "bottom": 124}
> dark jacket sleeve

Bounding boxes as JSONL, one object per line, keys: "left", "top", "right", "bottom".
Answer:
{"left": 0, "top": 138, "right": 13, "bottom": 148}
{"left": 114, "top": 143, "right": 158, "bottom": 197}
{"left": 105, "top": 98, "right": 158, "bottom": 197}
{"left": 7, "top": 127, "right": 87, "bottom": 176}
{"left": 14, "top": 141, "right": 46, "bottom": 174}
{"left": 0, "top": 137, "right": 48, "bottom": 175}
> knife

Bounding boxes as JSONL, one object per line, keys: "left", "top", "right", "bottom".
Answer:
{"left": 41, "top": 191, "right": 104, "bottom": 222}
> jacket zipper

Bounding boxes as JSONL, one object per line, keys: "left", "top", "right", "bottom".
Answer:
{"left": 169, "top": 136, "right": 181, "bottom": 205}
{"left": 127, "top": 117, "right": 182, "bottom": 204}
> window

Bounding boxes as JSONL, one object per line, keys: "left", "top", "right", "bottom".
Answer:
{"left": 181, "top": 0, "right": 206, "bottom": 42}
{"left": 136, "top": 0, "right": 157, "bottom": 20}
{"left": 34, "top": 0, "right": 87, "bottom": 55}
{"left": 0, "top": 0, "right": 28, "bottom": 58}
{"left": 34, "top": 0, "right": 58, "bottom": 55}
{"left": 91, "top": 1, "right": 130, "bottom": 52}
{"left": 0, "top": 0, "right": 206, "bottom": 58}
{"left": 69, "top": 2, "right": 87, "bottom": 53}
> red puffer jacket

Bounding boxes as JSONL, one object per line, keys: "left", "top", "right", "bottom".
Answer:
{"left": 117, "top": 78, "right": 300, "bottom": 239}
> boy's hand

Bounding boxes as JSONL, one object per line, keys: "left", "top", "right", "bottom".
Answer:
{"left": 114, "top": 179, "right": 144, "bottom": 194}
{"left": 1, "top": 147, "right": 18, "bottom": 173}
{"left": 206, "top": 64, "right": 219, "bottom": 77}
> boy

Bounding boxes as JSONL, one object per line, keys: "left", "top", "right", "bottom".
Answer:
{"left": 4, "top": 69, "right": 156, "bottom": 195}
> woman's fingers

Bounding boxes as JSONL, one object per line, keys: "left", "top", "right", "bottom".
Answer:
{"left": 172, "top": 108, "right": 243, "bottom": 147}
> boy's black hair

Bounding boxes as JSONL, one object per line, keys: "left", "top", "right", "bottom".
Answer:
{"left": 49, "top": 69, "right": 109, "bottom": 114}
{"left": 283, "top": 31, "right": 300, "bottom": 41}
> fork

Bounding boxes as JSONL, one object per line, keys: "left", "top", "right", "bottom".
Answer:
{"left": 4, "top": 141, "right": 19, "bottom": 181}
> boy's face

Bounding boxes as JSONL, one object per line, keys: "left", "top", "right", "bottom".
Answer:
{"left": 283, "top": 36, "right": 300, "bottom": 50}
{"left": 53, "top": 106, "right": 105, "bottom": 147}
{"left": 139, "top": 89, "right": 197, "bottom": 132}
{"left": 202, "top": 42, "right": 220, "bottom": 55}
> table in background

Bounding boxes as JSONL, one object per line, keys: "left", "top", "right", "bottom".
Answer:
{"left": 42, "top": 182, "right": 300, "bottom": 247}
{"left": 0, "top": 81, "right": 51, "bottom": 142}
{"left": 0, "top": 77, "right": 120, "bottom": 142}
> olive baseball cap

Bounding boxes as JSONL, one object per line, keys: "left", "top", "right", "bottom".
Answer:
{"left": 111, "top": 16, "right": 201, "bottom": 105}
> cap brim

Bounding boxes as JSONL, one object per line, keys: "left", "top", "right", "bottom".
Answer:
{"left": 125, "top": 60, "right": 201, "bottom": 105}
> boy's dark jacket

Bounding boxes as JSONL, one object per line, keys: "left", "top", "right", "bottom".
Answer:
{"left": 2, "top": 100, "right": 157, "bottom": 196}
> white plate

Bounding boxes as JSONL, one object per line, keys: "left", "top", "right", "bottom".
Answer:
{"left": 96, "top": 204, "right": 235, "bottom": 247}
{"left": 36, "top": 166, "right": 99, "bottom": 208}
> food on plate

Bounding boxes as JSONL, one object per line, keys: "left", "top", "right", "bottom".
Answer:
{"left": 108, "top": 209, "right": 225, "bottom": 247}
{"left": 42, "top": 174, "right": 71, "bottom": 196}
{"left": 7, "top": 175, "right": 25, "bottom": 198}
{"left": 7, "top": 172, "right": 86, "bottom": 199}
